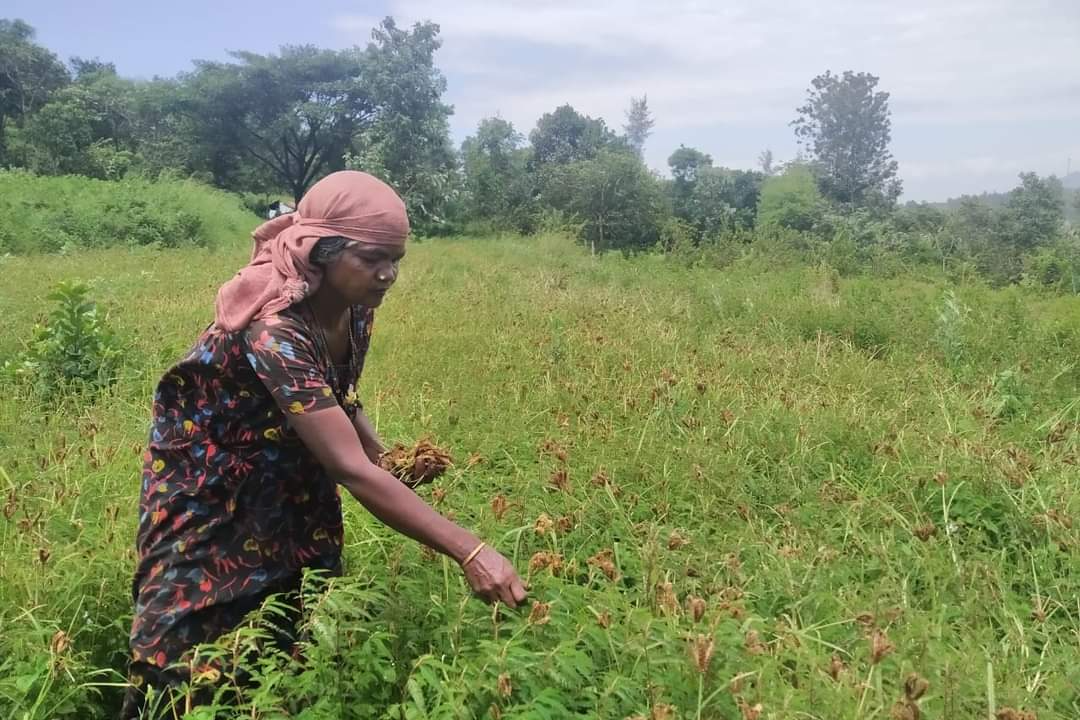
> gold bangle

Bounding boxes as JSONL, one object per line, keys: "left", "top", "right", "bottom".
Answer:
{"left": 461, "top": 542, "right": 486, "bottom": 567}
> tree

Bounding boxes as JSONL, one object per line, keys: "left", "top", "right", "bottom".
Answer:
{"left": 182, "top": 45, "right": 369, "bottom": 201}
{"left": 543, "top": 150, "right": 665, "bottom": 253}
{"left": 792, "top": 70, "right": 901, "bottom": 210}
{"left": 529, "top": 104, "right": 618, "bottom": 168}
{"left": 0, "top": 19, "right": 69, "bottom": 164}
{"left": 667, "top": 145, "right": 712, "bottom": 219}
{"left": 346, "top": 19, "right": 456, "bottom": 231}
{"left": 180, "top": 18, "right": 453, "bottom": 204}
{"left": 460, "top": 116, "right": 532, "bottom": 227}
{"left": 756, "top": 164, "right": 825, "bottom": 232}
{"left": 684, "top": 168, "right": 764, "bottom": 235}
{"left": 623, "top": 95, "right": 654, "bottom": 158}
{"left": 21, "top": 67, "right": 137, "bottom": 177}
{"left": 1002, "top": 172, "right": 1064, "bottom": 252}
{"left": 667, "top": 145, "right": 712, "bottom": 187}
{"left": 757, "top": 148, "right": 775, "bottom": 175}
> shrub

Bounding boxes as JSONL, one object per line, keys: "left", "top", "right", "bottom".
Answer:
{"left": 2, "top": 281, "right": 122, "bottom": 396}
{"left": 0, "top": 170, "right": 255, "bottom": 253}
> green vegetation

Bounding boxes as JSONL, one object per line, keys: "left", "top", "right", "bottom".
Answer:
{"left": 2, "top": 235, "right": 1078, "bottom": 718}
{"left": 1, "top": 11, "right": 1078, "bottom": 720}
{"left": 0, "top": 171, "right": 255, "bottom": 253}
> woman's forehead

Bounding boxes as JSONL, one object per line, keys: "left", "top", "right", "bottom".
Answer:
{"left": 352, "top": 240, "right": 405, "bottom": 258}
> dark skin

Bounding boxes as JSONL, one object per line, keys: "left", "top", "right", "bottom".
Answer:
{"left": 293, "top": 240, "right": 528, "bottom": 608}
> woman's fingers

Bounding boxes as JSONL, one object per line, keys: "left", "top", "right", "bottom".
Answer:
{"left": 462, "top": 547, "right": 527, "bottom": 609}
{"left": 510, "top": 578, "right": 528, "bottom": 604}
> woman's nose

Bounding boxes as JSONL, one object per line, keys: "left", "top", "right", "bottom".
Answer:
{"left": 377, "top": 261, "right": 397, "bottom": 283}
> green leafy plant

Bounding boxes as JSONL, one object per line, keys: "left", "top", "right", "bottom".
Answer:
{"left": 3, "top": 281, "right": 122, "bottom": 396}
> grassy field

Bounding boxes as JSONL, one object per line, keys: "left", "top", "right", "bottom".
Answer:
{"left": 1, "top": 234, "right": 1078, "bottom": 719}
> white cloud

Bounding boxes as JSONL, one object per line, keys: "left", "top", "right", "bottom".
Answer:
{"left": 335, "top": 0, "right": 1080, "bottom": 199}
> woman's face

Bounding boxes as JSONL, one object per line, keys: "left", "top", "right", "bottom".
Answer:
{"left": 324, "top": 241, "right": 405, "bottom": 307}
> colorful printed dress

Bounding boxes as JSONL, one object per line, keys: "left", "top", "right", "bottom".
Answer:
{"left": 126, "top": 304, "right": 373, "bottom": 679}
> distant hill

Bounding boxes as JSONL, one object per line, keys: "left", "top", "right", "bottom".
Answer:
{"left": 1063, "top": 172, "right": 1080, "bottom": 190}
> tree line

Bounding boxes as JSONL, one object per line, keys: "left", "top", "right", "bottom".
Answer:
{"left": 2, "top": 17, "right": 1077, "bottom": 286}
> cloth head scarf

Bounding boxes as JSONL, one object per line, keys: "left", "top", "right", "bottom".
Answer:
{"left": 214, "top": 171, "right": 409, "bottom": 332}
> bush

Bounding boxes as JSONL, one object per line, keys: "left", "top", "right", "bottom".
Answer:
{"left": 756, "top": 165, "right": 826, "bottom": 232}
{"left": 1021, "top": 231, "right": 1080, "bottom": 293}
{"left": 2, "top": 281, "right": 122, "bottom": 397}
{"left": 0, "top": 170, "right": 255, "bottom": 253}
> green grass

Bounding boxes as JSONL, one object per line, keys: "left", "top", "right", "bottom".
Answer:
{"left": 1, "top": 234, "right": 1078, "bottom": 718}
{"left": 0, "top": 170, "right": 257, "bottom": 254}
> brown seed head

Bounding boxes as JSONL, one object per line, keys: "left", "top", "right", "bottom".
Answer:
{"left": 995, "top": 709, "right": 1037, "bottom": 720}
{"left": 528, "top": 601, "right": 551, "bottom": 626}
{"left": 904, "top": 673, "right": 929, "bottom": 701}
{"left": 913, "top": 523, "right": 937, "bottom": 541}
{"left": 588, "top": 549, "right": 620, "bottom": 581}
{"left": 687, "top": 596, "right": 707, "bottom": 623}
{"left": 890, "top": 701, "right": 919, "bottom": 720}
{"left": 549, "top": 469, "right": 572, "bottom": 493}
{"left": 50, "top": 630, "right": 70, "bottom": 655}
{"left": 656, "top": 581, "right": 679, "bottom": 616}
{"left": 688, "top": 633, "right": 715, "bottom": 674}
{"left": 650, "top": 703, "right": 675, "bottom": 720}
{"left": 870, "top": 628, "right": 894, "bottom": 665}
{"left": 490, "top": 494, "right": 510, "bottom": 520}
{"left": 534, "top": 513, "right": 554, "bottom": 535}
{"left": 744, "top": 630, "right": 766, "bottom": 655}
{"left": 828, "top": 654, "right": 846, "bottom": 681}
{"left": 667, "top": 531, "right": 689, "bottom": 550}
{"left": 497, "top": 672, "right": 512, "bottom": 698}
{"left": 556, "top": 515, "right": 575, "bottom": 534}
{"left": 38, "top": 547, "right": 50, "bottom": 564}
{"left": 596, "top": 610, "right": 612, "bottom": 629}
{"left": 737, "top": 698, "right": 763, "bottom": 720}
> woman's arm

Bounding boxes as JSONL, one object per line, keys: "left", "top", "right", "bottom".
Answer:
{"left": 290, "top": 406, "right": 527, "bottom": 608}
{"left": 351, "top": 409, "right": 384, "bottom": 465}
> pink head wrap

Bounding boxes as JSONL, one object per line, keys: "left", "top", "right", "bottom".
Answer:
{"left": 214, "top": 171, "right": 409, "bottom": 332}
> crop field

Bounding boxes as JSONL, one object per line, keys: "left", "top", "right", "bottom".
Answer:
{"left": 1, "top": 235, "right": 1078, "bottom": 719}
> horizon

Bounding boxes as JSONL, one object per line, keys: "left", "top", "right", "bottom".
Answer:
{"left": 6, "top": 0, "right": 1080, "bottom": 202}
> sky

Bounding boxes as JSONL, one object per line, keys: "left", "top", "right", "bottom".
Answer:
{"left": 8, "top": 0, "right": 1080, "bottom": 201}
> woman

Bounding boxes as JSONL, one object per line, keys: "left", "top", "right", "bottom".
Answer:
{"left": 122, "top": 171, "right": 526, "bottom": 717}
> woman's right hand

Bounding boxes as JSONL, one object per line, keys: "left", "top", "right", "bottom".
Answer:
{"left": 461, "top": 546, "right": 528, "bottom": 608}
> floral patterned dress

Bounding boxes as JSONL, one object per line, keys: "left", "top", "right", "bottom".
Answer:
{"left": 124, "top": 304, "right": 373, "bottom": 691}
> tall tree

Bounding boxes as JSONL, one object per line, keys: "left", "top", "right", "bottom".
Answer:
{"left": 622, "top": 95, "right": 654, "bottom": 158}
{"left": 529, "top": 104, "right": 617, "bottom": 168}
{"left": 792, "top": 70, "right": 901, "bottom": 210}
{"left": 460, "top": 116, "right": 531, "bottom": 225}
{"left": 757, "top": 148, "right": 775, "bottom": 175}
{"left": 183, "top": 45, "right": 370, "bottom": 201}
{"left": 0, "top": 19, "right": 69, "bottom": 164}
{"left": 347, "top": 19, "right": 455, "bottom": 230}
{"left": 667, "top": 145, "right": 712, "bottom": 219}
{"left": 1001, "top": 172, "right": 1064, "bottom": 252}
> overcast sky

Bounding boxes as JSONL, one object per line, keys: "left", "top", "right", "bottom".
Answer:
{"left": 8, "top": 0, "right": 1080, "bottom": 201}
